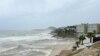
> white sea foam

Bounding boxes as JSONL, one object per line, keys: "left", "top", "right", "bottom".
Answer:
{"left": 0, "top": 30, "right": 56, "bottom": 56}
{"left": 0, "top": 30, "right": 69, "bottom": 56}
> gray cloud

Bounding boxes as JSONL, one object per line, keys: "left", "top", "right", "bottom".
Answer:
{"left": 0, "top": 0, "right": 100, "bottom": 30}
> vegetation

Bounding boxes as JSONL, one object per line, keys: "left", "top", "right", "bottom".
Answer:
{"left": 87, "top": 32, "right": 95, "bottom": 43}
{"left": 51, "top": 26, "right": 76, "bottom": 38}
{"left": 75, "top": 41, "right": 80, "bottom": 47}
{"left": 79, "top": 35, "right": 86, "bottom": 45}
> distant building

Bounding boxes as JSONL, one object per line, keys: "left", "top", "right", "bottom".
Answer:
{"left": 67, "top": 26, "right": 76, "bottom": 30}
{"left": 87, "top": 24, "right": 100, "bottom": 33}
{"left": 76, "top": 24, "right": 87, "bottom": 36}
{"left": 76, "top": 23, "right": 100, "bottom": 36}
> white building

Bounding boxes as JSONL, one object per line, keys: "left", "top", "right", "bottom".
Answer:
{"left": 76, "top": 23, "right": 100, "bottom": 36}
{"left": 87, "top": 24, "right": 100, "bottom": 33}
{"left": 76, "top": 24, "right": 87, "bottom": 36}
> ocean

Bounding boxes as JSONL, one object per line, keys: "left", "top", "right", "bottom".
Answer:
{"left": 0, "top": 29, "right": 67, "bottom": 56}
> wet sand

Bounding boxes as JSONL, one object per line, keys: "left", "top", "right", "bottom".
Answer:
{"left": 49, "top": 39, "right": 75, "bottom": 56}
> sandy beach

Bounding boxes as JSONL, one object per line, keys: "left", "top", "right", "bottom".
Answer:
{"left": 49, "top": 38, "right": 75, "bottom": 56}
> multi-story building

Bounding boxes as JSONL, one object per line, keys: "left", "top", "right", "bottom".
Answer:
{"left": 76, "top": 24, "right": 88, "bottom": 36}
{"left": 87, "top": 24, "right": 100, "bottom": 33}
{"left": 76, "top": 23, "right": 100, "bottom": 36}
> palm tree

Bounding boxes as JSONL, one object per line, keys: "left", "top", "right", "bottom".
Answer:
{"left": 79, "top": 35, "right": 86, "bottom": 45}
{"left": 87, "top": 32, "right": 95, "bottom": 43}
{"left": 75, "top": 41, "right": 80, "bottom": 47}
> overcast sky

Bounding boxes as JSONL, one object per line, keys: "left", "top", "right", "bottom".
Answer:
{"left": 0, "top": 0, "right": 100, "bottom": 30}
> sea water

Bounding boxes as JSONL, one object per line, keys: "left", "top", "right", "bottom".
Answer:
{"left": 0, "top": 30, "right": 65, "bottom": 56}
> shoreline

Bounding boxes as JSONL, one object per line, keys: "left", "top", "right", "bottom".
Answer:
{"left": 0, "top": 37, "right": 76, "bottom": 56}
{"left": 49, "top": 38, "right": 75, "bottom": 56}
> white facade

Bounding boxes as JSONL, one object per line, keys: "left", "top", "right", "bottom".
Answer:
{"left": 76, "top": 25, "right": 84, "bottom": 33}
{"left": 76, "top": 23, "right": 100, "bottom": 36}
{"left": 76, "top": 24, "right": 87, "bottom": 34}
{"left": 87, "top": 24, "right": 100, "bottom": 33}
